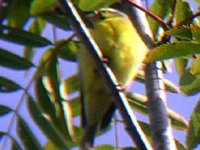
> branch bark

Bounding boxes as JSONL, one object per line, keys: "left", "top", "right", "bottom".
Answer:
{"left": 122, "top": 0, "right": 177, "bottom": 149}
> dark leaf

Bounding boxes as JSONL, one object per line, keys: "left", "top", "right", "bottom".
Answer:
{"left": 7, "top": 0, "right": 31, "bottom": 28}
{"left": 0, "top": 76, "right": 22, "bottom": 92}
{"left": 0, "top": 24, "right": 52, "bottom": 47}
{"left": 26, "top": 96, "right": 68, "bottom": 149}
{"left": 35, "top": 76, "right": 57, "bottom": 119}
{"left": 0, "top": 105, "right": 12, "bottom": 115}
{"left": 40, "top": 11, "right": 70, "bottom": 30}
{"left": 0, "top": 48, "right": 34, "bottom": 70}
{"left": 16, "top": 117, "right": 42, "bottom": 150}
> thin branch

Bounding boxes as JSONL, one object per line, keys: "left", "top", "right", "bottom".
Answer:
{"left": 125, "top": 0, "right": 169, "bottom": 31}
{"left": 56, "top": 0, "right": 152, "bottom": 149}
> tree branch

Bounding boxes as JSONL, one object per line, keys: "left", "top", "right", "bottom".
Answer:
{"left": 122, "top": 0, "right": 177, "bottom": 149}
{"left": 56, "top": 0, "right": 152, "bottom": 149}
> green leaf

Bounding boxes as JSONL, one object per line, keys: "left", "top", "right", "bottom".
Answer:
{"left": 30, "top": 0, "right": 57, "bottom": 15}
{"left": 145, "top": 42, "right": 200, "bottom": 62}
{"left": 42, "top": 49, "right": 74, "bottom": 140}
{"left": 43, "top": 141, "right": 59, "bottom": 150}
{"left": 147, "top": 0, "right": 174, "bottom": 37}
{"left": 68, "top": 97, "right": 80, "bottom": 117}
{"left": 23, "top": 18, "right": 46, "bottom": 61}
{"left": 0, "top": 48, "right": 34, "bottom": 70}
{"left": 7, "top": 0, "right": 31, "bottom": 28}
{"left": 61, "top": 74, "right": 79, "bottom": 96}
{"left": 190, "top": 24, "right": 200, "bottom": 42}
{"left": 190, "top": 55, "right": 200, "bottom": 75}
{"left": 35, "top": 76, "right": 57, "bottom": 120}
{"left": 26, "top": 96, "right": 68, "bottom": 149}
{"left": 179, "top": 69, "right": 200, "bottom": 96}
{"left": 16, "top": 117, "right": 42, "bottom": 150}
{"left": 0, "top": 105, "right": 12, "bottom": 115}
{"left": 174, "top": 1, "right": 193, "bottom": 25}
{"left": 174, "top": 58, "right": 188, "bottom": 76}
{"left": 78, "top": 0, "right": 116, "bottom": 12}
{"left": 122, "top": 147, "right": 137, "bottom": 150}
{"left": 0, "top": 76, "right": 22, "bottom": 92}
{"left": 166, "top": 26, "right": 192, "bottom": 40}
{"left": 55, "top": 40, "right": 78, "bottom": 62}
{"left": 186, "top": 99, "right": 200, "bottom": 150}
{"left": 0, "top": 24, "right": 52, "bottom": 47}
{"left": 40, "top": 12, "right": 70, "bottom": 30}
{"left": 93, "top": 144, "right": 115, "bottom": 150}
{"left": 175, "top": 140, "right": 186, "bottom": 150}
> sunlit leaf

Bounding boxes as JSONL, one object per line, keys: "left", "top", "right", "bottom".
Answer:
{"left": 186, "top": 99, "right": 200, "bottom": 150}
{"left": 55, "top": 40, "right": 78, "bottom": 62}
{"left": 0, "top": 24, "right": 52, "bottom": 47}
{"left": 35, "top": 76, "right": 57, "bottom": 120}
{"left": 145, "top": 42, "right": 200, "bottom": 62}
{"left": 147, "top": 0, "right": 174, "bottom": 37}
{"left": 68, "top": 97, "right": 80, "bottom": 117}
{"left": 174, "top": 1, "right": 193, "bottom": 25}
{"left": 0, "top": 76, "right": 22, "bottom": 92}
{"left": 43, "top": 141, "right": 59, "bottom": 150}
{"left": 0, "top": 105, "right": 12, "bottom": 116}
{"left": 26, "top": 96, "right": 68, "bottom": 149}
{"left": 78, "top": 0, "right": 116, "bottom": 12}
{"left": 61, "top": 74, "right": 79, "bottom": 97}
{"left": 42, "top": 49, "right": 74, "bottom": 140}
{"left": 174, "top": 58, "right": 188, "bottom": 76}
{"left": 16, "top": 117, "right": 42, "bottom": 150}
{"left": 0, "top": 48, "right": 34, "bottom": 70}
{"left": 93, "top": 144, "right": 115, "bottom": 150}
{"left": 179, "top": 69, "right": 200, "bottom": 96}
{"left": 190, "top": 55, "right": 200, "bottom": 75}
{"left": 30, "top": 0, "right": 57, "bottom": 15}
{"left": 190, "top": 24, "right": 200, "bottom": 42}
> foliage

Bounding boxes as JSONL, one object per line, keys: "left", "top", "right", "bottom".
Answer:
{"left": 0, "top": 0, "right": 200, "bottom": 149}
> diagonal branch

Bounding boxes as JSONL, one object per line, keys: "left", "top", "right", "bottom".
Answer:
{"left": 56, "top": 0, "right": 152, "bottom": 149}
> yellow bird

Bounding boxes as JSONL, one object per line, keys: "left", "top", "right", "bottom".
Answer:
{"left": 77, "top": 8, "right": 148, "bottom": 149}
